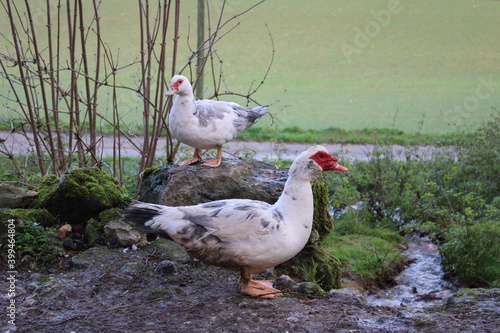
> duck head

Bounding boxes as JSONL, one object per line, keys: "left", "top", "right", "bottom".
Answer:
{"left": 289, "top": 145, "right": 348, "bottom": 181}
{"left": 309, "top": 147, "right": 348, "bottom": 172}
{"left": 166, "top": 75, "right": 192, "bottom": 96}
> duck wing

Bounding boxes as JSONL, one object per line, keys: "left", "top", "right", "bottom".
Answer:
{"left": 194, "top": 100, "right": 267, "bottom": 133}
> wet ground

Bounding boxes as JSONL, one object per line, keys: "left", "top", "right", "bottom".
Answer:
{"left": 2, "top": 239, "right": 499, "bottom": 333}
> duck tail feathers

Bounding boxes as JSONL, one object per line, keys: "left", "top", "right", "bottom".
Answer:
{"left": 252, "top": 106, "right": 268, "bottom": 117}
{"left": 123, "top": 201, "right": 164, "bottom": 231}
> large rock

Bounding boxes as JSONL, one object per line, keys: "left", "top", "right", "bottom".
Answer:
{"left": 138, "top": 159, "right": 286, "bottom": 206}
{"left": 137, "top": 158, "right": 341, "bottom": 291}
{"left": 33, "top": 168, "right": 131, "bottom": 225}
{"left": 0, "top": 184, "right": 37, "bottom": 208}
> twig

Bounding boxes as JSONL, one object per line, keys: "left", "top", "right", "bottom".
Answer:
{"left": 37, "top": 314, "right": 87, "bottom": 327}
{"left": 331, "top": 312, "right": 345, "bottom": 329}
{"left": 102, "top": 296, "right": 169, "bottom": 312}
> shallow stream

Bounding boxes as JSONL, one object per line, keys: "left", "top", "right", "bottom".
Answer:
{"left": 365, "top": 236, "right": 455, "bottom": 308}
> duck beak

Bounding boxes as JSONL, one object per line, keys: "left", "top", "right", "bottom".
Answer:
{"left": 324, "top": 156, "right": 348, "bottom": 172}
{"left": 332, "top": 162, "right": 348, "bottom": 172}
{"left": 166, "top": 87, "right": 176, "bottom": 96}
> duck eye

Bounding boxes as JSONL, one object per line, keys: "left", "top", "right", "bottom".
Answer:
{"left": 178, "top": 79, "right": 183, "bottom": 84}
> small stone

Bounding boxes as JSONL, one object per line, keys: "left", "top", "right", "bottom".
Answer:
{"left": 299, "top": 281, "right": 324, "bottom": 295}
{"left": 71, "top": 256, "right": 92, "bottom": 269}
{"left": 119, "top": 262, "right": 144, "bottom": 275}
{"left": 27, "top": 276, "right": 78, "bottom": 300}
{"left": 153, "top": 260, "right": 178, "bottom": 276}
{"left": 151, "top": 239, "right": 190, "bottom": 263}
{"left": 104, "top": 219, "right": 148, "bottom": 247}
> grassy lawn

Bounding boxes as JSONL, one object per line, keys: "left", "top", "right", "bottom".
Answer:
{"left": 1, "top": 0, "right": 499, "bottom": 135}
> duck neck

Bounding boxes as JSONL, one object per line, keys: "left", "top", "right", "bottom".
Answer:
{"left": 173, "top": 93, "right": 195, "bottom": 111}
{"left": 275, "top": 177, "right": 314, "bottom": 227}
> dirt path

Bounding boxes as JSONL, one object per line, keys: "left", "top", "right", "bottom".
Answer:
{"left": 0, "top": 130, "right": 452, "bottom": 162}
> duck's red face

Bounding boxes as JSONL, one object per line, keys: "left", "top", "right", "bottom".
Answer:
{"left": 166, "top": 77, "right": 184, "bottom": 96}
{"left": 309, "top": 151, "right": 348, "bottom": 172}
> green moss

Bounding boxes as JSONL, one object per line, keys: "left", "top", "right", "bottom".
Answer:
{"left": 72, "top": 247, "right": 114, "bottom": 261}
{"left": 0, "top": 209, "right": 56, "bottom": 228}
{"left": 151, "top": 239, "right": 190, "bottom": 263}
{"left": 33, "top": 168, "right": 132, "bottom": 225}
{"left": 141, "top": 167, "right": 158, "bottom": 179}
{"left": 99, "top": 207, "right": 123, "bottom": 223}
{"left": 146, "top": 288, "right": 171, "bottom": 300}
{"left": 12, "top": 208, "right": 56, "bottom": 227}
{"left": 312, "top": 177, "right": 335, "bottom": 242}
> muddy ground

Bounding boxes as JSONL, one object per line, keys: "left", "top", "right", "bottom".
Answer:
{"left": 2, "top": 240, "right": 499, "bottom": 333}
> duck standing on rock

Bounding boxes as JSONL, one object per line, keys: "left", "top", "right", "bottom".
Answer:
{"left": 166, "top": 75, "right": 268, "bottom": 167}
{"left": 124, "top": 145, "right": 347, "bottom": 298}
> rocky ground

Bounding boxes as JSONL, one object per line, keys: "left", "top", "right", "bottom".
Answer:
{"left": 2, "top": 239, "right": 499, "bottom": 333}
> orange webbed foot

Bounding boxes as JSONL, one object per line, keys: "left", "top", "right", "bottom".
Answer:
{"left": 177, "top": 149, "right": 202, "bottom": 167}
{"left": 239, "top": 278, "right": 283, "bottom": 298}
{"left": 201, "top": 157, "right": 222, "bottom": 168}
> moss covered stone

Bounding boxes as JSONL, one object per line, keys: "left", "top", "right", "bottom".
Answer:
{"left": 34, "top": 168, "right": 131, "bottom": 225}
{"left": 0, "top": 209, "right": 56, "bottom": 229}
{"left": 85, "top": 208, "right": 124, "bottom": 245}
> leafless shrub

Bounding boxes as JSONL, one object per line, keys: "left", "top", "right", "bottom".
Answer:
{"left": 0, "top": 0, "right": 273, "bottom": 193}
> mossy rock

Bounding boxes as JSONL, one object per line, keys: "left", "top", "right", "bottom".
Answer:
{"left": 14, "top": 209, "right": 57, "bottom": 228}
{"left": 33, "top": 168, "right": 131, "bottom": 225}
{"left": 0, "top": 209, "right": 56, "bottom": 232}
{"left": 276, "top": 177, "right": 341, "bottom": 291}
{"left": 85, "top": 208, "right": 124, "bottom": 245}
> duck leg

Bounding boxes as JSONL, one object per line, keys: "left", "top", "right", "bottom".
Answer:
{"left": 238, "top": 267, "right": 282, "bottom": 298}
{"left": 177, "top": 148, "right": 203, "bottom": 167}
{"left": 201, "top": 145, "right": 223, "bottom": 168}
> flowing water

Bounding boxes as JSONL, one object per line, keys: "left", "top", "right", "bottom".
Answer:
{"left": 365, "top": 236, "right": 455, "bottom": 308}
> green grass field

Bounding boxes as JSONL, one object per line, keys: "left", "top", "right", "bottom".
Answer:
{"left": 1, "top": 0, "right": 499, "bottom": 135}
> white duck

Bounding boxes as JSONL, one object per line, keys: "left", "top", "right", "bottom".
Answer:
{"left": 124, "top": 146, "right": 347, "bottom": 298}
{"left": 166, "top": 75, "right": 268, "bottom": 167}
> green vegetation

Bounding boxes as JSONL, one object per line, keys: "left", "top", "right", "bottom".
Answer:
{"left": 34, "top": 168, "right": 131, "bottom": 224}
{"left": 12, "top": 220, "right": 64, "bottom": 269}
{"left": 0, "top": 209, "right": 56, "bottom": 228}
{"left": 323, "top": 222, "right": 405, "bottom": 289}
{"left": 322, "top": 116, "right": 500, "bottom": 289}
{"left": 240, "top": 126, "right": 460, "bottom": 146}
